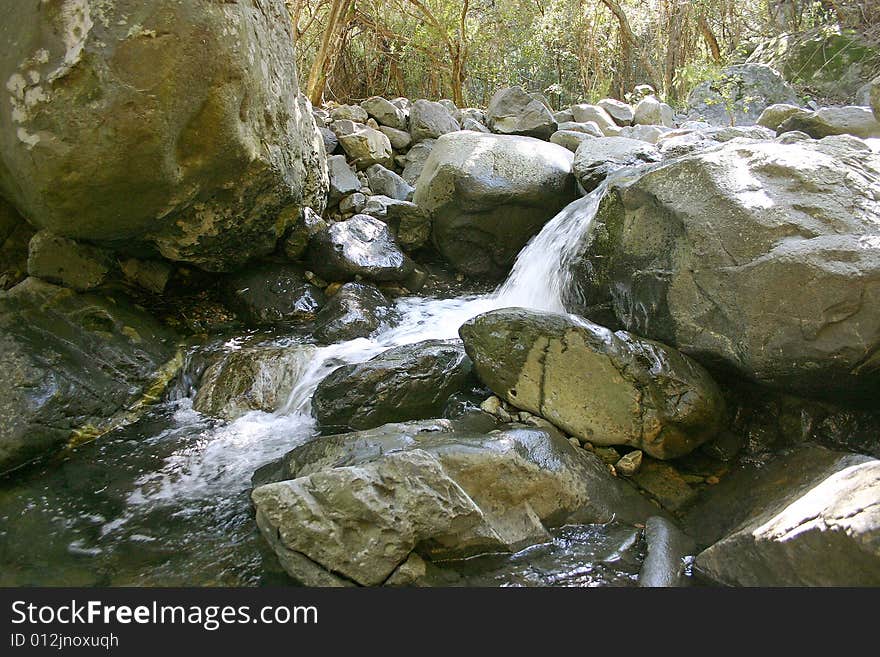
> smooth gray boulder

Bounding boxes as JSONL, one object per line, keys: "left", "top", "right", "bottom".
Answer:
{"left": 550, "top": 130, "right": 595, "bottom": 152}
{"left": 327, "top": 155, "right": 362, "bottom": 205}
{"left": 400, "top": 139, "right": 436, "bottom": 184}
{"left": 361, "top": 96, "right": 407, "bottom": 130}
{"left": 0, "top": 0, "right": 327, "bottom": 272}
{"left": 224, "top": 263, "right": 325, "bottom": 326}
{"left": 330, "top": 104, "right": 369, "bottom": 123}
{"left": 409, "top": 100, "right": 460, "bottom": 143}
{"left": 557, "top": 121, "right": 604, "bottom": 137}
{"left": 459, "top": 308, "right": 726, "bottom": 460}
{"left": 778, "top": 106, "right": 880, "bottom": 140}
{"left": 361, "top": 196, "right": 431, "bottom": 251}
{"left": 686, "top": 63, "right": 798, "bottom": 126}
{"left": 756, "top": 103, "right": 808, "bottom": 131}
{"left": 570, "top": 104, "right": 620, "bottom": 135}
{"left": 413, "top": 131, "right": 577, "bottom": 280}
{"left": 632, "top": 95, "right": 675, "bottom": 127}
{"left": 565, "top": 136, "right": 880, "bottom": 397}
{"left": 365, "top": 164, "right": 414, "bottom": 201}
{"left": 486, "top": 86, "right": 557, "bottom": 140}
{"left": 597, "top": 98, "right": 634, "bottom": 126}
{"left": 313, "top": 282, "right": 393, "bottom": 343}
{"left": 639, "top": 517, "right": 697, "bottom": 587}
{"left": 377, "top": 125, "right": 412, "bottom": 151}
{"left": 337, "top": 125, "right": 393, "bottom": 170}
{"left": 573, "top": 137, "right": 661, "bottom": 192}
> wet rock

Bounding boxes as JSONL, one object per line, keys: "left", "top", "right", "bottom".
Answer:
{"left": 312, "top": 340, "right": 474, "bottom": 430}
{"left": 409, "top": 100, "right": 460, "bottom": 143}
{"left": 194, "top": 346, "right": 315, "bottom": 420}
{"left": 632, "top": 95, "right": 675, "bottom": 127}
{"left": 27, "top": 230, "right": 113, "bottom": 291}
{"left": 252, "top": 419, "right": 659, "bottom": 585}
{"left": 282, "top": 207, "right": 327, "bottom": 261}
{"left": 0, "top": 278, "right": 179, "bottom": 473}
{"left": 639, "top": 516, "right": 696, "bottom": 587}
{"left": 361, "top": 97, "right": 407, "bottom": 130}
{"left": 486, "top": 86, "right": 557, "bottom": 140}
{"left": 0, "top": 0, "right": 327, "bottom": 271}
{"left": 459, "top": 308, "right": 725, "bottom": 459}
{"left": 598, "top": 99, "right": 635, "bottom": 126}
{"left": 313, "top": 282, "right": 393, "bottom": 343}
{"left": 414, "top": 131, "right": 577, "bottom": 280}
{"left": 337, "top": 125, "right": 394, "bottom": 170}
{"left": 327, "top": 155, "right": 362, "bottom": 205}
{"left": 629, "top": 459, "right": 697, "bottom": 511}
{"left": 778, "top": 106, "right": 880, "bottom": 140}
{"left": 573, "top": 137, "right": 661, "bottom": 192}
{"left": 686, "top": 63, "right": 798, "bottom": 126}
{"left": 224, "top": 263, "right": 325, "bottom": 326}
{"left": 0, "top": 199, "right": 32, "bottom": 291}
{"left": 365, "top": 165, "right": 414, "bottom": 201}
{"left": 359, "top": 198, "right": 431, "bottom": 251}
{"left": 565, "top": 136, "right": 880, "bottom": 397}
{"left": 306, "top": 215, "right": 414, "bottom": 282}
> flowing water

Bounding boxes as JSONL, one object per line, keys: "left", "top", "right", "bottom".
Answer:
{"left": 0, "top": 185, "right": 637, "bottom": 587}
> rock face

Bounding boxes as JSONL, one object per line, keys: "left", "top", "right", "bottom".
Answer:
{"left": 306, "top": 215, "right": 414, "bottom": 282}
{"left": 778, "top": 106, "right": 880, "bottom": 140}
{"left": 414, "top": 131, "right": 577, "bottom": 280}
{"left": 0, "top": 278, "right": 178, "bottom": 473}
{"left": 486, "top": 87, "right": 557, "bottom": 140}
{"left": 685, "top": 446, "right": 879, "bottom": 586}
{"left": 251, "top": 419, "right": 659, "bottom": 585}
{"left": 312, "top": 340, "right": 474, "bottom": 430}
{"left": 573, "top": 137, "right": 661, "bottom": 192}
{"left": 224, "top": 263, "right": 325, "bottom": 326}
{"left": 408, "top": 100, "right": 460, "bottom": 142}
{"left": 0, "top": 0, "right": 327, "bottom": 271}
{"left": 565, "top": 137, "right": 880, "bottom": 397}
{"left": 686, "top": 63, "right": 799, "bottom": 126}
{"left": 313, "top": 282, "right": 392, "bottom": 343}
{"left": 459, "top": 309, "right": 725, "bottom": 460}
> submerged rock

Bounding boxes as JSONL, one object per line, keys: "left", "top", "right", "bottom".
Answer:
{"left": 312, "top": 340, "right": 474, "bottom": 430}
{"left": 459, "top": 309, "right": 725, "bottom": 459}
{"left": 313, "top": 282, "right": 393, "bottom": 343}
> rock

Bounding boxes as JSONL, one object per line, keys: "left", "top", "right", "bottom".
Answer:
{"left": 594, "top": 447, "right": 621, "bottom": 464}
{"left": 456, "top": 108, "right": 486, "bottom": 124}
{"left": 337, "top": 125, "right": 393, "bottom": 170}
{"left": 629, "top": 459, "right": 697, "bottom": 511}
{"left": 27, "top": 230, "right": 112, "bottom": 292}
{"left": 327, "top": 155, "right": 362, "bottom": 205}
{"left": 570, "top": 104, "right": 619, "bottom": 135}
{"left": 283, "top": 207, "right": 327, "bottom": 260}
{"left": 778, "top": 106, "right": 880, "bottom": 140}
{"left": 639, "top": 517, "right": 696, "bottom": 587}
{"left": 361, "top": 97, "right": 407, "bottom": 130}
{"left": 550, "top": 130, "right": 595, "bottom": 152}
{"left": 119, "top": 258, "right": 173, "bottom": 295}
{"left": 319, "top": 127, "right": 338, "bottom": 155}
{"left": 486, "top": 86, "right": 557, "bottom": 140}
{"left": 619, "top": 124, "right": 668, "bottom": 144}
{"left": 0, "top": 278, "right": 178, "bottom": 473}
{"left": 362, "top": 198, "right": 430, "bottom": 252}
{"left": 632, "top": 84, "right": 656, "bottom": 100}
{"left": 689, "top": 446, "right": 880, "bottom": 586}
{"left": 572, "top": 137, "right": 661, "bottom": 192}
{"left": 459, "top": 308, "right": 725, "bottom": 459}
{"left": 0, "top": 0, "right": 327, "bottom": 272}
{"left": 413, "top": 131, "right": 576, "bottom": 280}
{"left": 616, "top": 450, "right": 643, "bottom": 476}
{"left": 756, "top": 103, "right": 808, "bottom": 131}
{"left": 686, "top": 63, "right": 799, "bottom": 126}
{"left": 438, "top": 99, "right": 458, "bottom": 114}
{"left": 556, "top": 121, "right": 605, "bottom": 137}
{"left": 337, "top": 192, "right": 366, "bottom": 216}
{"left": 409, "top": 100, "right": 460, "bottom": 143}
{"left": 565, "top": 137, "right": 880, "bottom": 397}
{"left": 0, "top": 198, "right": 31, "bottom": 291}
{"left": 597, "top": 99, "right": 634, "bottom": 126}
{"left": 193, "top": 346, "right": 315, "bottom": 420}
{"left": 313, "top": 282, "right": 393, "bottom": 343}
{"left": 872, "top": 77, "right": 880, "bottom": 120}
{"left": 224, "top": 263, "right": 325, "bottom": 326}
{"left": 633, "top": 95, "right": 675, "bottom": 127}
{"left": 554, "top": 109, "right": 574, "bottom": 123}
{"left": 401, "top": 139, "right": 436, "bottom": 184}
{"left": 655, "top": 124, "right": 777, "bottom": 158}
{"left": 365, "top": 165, "right": 414, "bottom": 201}
{"left": 331, "top": 104, "right": 369, "bottom": 123}
{"left": 378, "top": 125, "right": 412, "bottom": 151}
{"left": 461, "top": 118, "right": 490, "bottom": 133}
{"left": 312, "top": 340, "right": 475, "bottom": 429}
{"left": 329, "top": 119, "right": 361, "bottom": 137}
{"left": 306, "top": 215, "right": 414, "bottom": 282}
{"left": 252, "top": 419, "right": 659, "bottom": 585}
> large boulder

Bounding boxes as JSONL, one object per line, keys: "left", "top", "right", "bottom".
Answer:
{"left": 312, "top": 340, "right": 474, "bottom": 430}
{"left": 778, "top": 106, "right": 880, "bottom": 140}
{"left": 327, "top": 155, "right": 361, "bottom": 205}
{"left": 365, "top": 164, "right": 414, "bottom": 201}
{"left": 686, "top": 63, "right": 799, "bottom": 126}
{"left": 597, "top": 99, "right": 634, "bottom": 126}
{"left": 337, "top": 125, "right": 393, "bottom": 170}
{"left": 251, "top": 419, "right": 659, "bottom": 585}
{"left": 27, "top": 230, "right": 113, "bottom": 292}
{"left": 573, "top": 137, "right": 661, "bottom": 192}
{"left": 361, "top": 96, "right": 408, "bottom": 130}
{"left": 413, "top": 131, "right": 577, "bottom": 280}
{"left": 486, "top": 87, "right": 557, "bottom": 140}
{"left": 565, "top": 136, "right": 880, "bottom": 398}
{"left": 0, "top": 278, "right": 179, "bottom": 473}
{"left": 361, "top": 196, "right": 431, "bottom": 252}
{"left": 685, "top": 445, "right": 879, "bottom": 586}
{"left": 224, "top": 263, "right": 325, "bottom": 326}
{"left": 0, "top": 0, "right": 327, "bottom": 272}
{"left": 305, "top": 215, "right": 414, "bottom": 283}
{"left": 570, "top": 104, "right": 619, "bottom": 135}
{"left": 632, "top": 95, "right": 675, "bottom": 128}
{"left": 408, "top": 100, "right": 460, "bottom": 143}
{"left": 459, "top": 309, "right": 725, "bottom": 460}
{"left": 313, "top": 282, "right": 393, "bottom": 343}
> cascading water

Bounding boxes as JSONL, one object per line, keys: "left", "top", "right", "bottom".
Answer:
{"left": 0, "top": 183, "right": 610, "bottom": 587}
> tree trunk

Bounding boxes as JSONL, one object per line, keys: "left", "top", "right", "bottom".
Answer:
{"left": 306, "top": 0, "right": 354, "bottom": 106}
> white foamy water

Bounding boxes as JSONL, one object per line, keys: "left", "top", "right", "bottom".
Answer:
{"left": 128, "top": 184, "right": 609, "bottom": 508}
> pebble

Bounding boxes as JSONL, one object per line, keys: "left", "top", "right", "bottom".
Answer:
{"left": 615, "top": 450, "right": 643, "bottom": 476}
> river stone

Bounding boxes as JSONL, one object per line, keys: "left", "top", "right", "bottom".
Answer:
{"left": 597, "top": 98, "right": 634, "bottom": 126}
{"left": 461, "top": 117, "right": 490, "bottom": 133}
{"left": 313, "top": 282, "right": 392, "bottom": 343}
{"left": 401, "top": 139, "right": 436, "bottom": 184}
{"left": 0, "top": 278, "right": 178, "bottom": 473}
{"left": 686, "top": 63, "right": 799, "bottom": 126}
{"left": 619, "top": 124, "right": 668, "bottom": 144}
{"left": 413, "top": 131, "right": 577, "bottom": 280}
{"left": 550, "top": 130, "right": 595, "bottom": 152}
{"left": 330, "top": 104, "right": 369, "bottom": 123}
{"left": 688, "top": 446, "right": 880, "bottom": 586}
{"left": 224, "top": 263, "right": 325, "bottom": 326}
{"left": 557, "top": 121, "right": 604, "bottom": 137}
{"left": 27, "top": 230, "right": 113, "bottom": 292}
{"left": 252, "top": 419, "right": 659, "bottom": 585}
{"left": 361, "top": 96, "right": 408, "bottom": 130}
{"left": 306, "top": 215, "right": 414, "bottom": 282}
{"left": 319, "top": 127, "right": 338, "bottom": 155}
{"left": 486, "top": 86, "right": 557, "bottom": 140}
{"left": 459, "top": 308, "right": 725, "bottom": 460}
{"left": 361, "top": 196, "right": 431, "bottom": 251}
{"left": 365, "top": 164, "right": 414, "bottom": 201}
{"left": 632, "top": 95, "right": 675, "bottom": 128}
{"left": 119, "top": 258, "right": 173, "bottom": 295}
{"left": 564, "top": 137, "right": 880, "bottom": 397}
{"left": 337, "top": 125, "right": 393, "bottom": 170}
{"left": 639, "top": 516, "right": 696, "bottom": 587}
{"left": 378, "top": 125, "right": 412, "bottom": 151}
{"left": 409, "top": 100, "right": 460, "bottom": 143}
{"left": 312, "top": 340, "right": 474, "bottom": 430}
{"left": 0, "top": 0, "right": 327, "bottom": 272}
{"left": 283, "top": 207, "right": 327, "bottom": 260}
{"left": 570, "top": 104, "right": 619, "bottom": 135}
{"left": 573, "top": 137, "right": 661, "bottom": 192}
{"left": 778, "top": 106, "right": 880, "bottom": 140}
{"left": 193, "top": 345, "right": 315, "bottom": 420}
{"left": 327, "top": 155, "right": 361, "bottom": 205}
{"left": 756, "top": 103, "right": 808, "bottom": 131}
